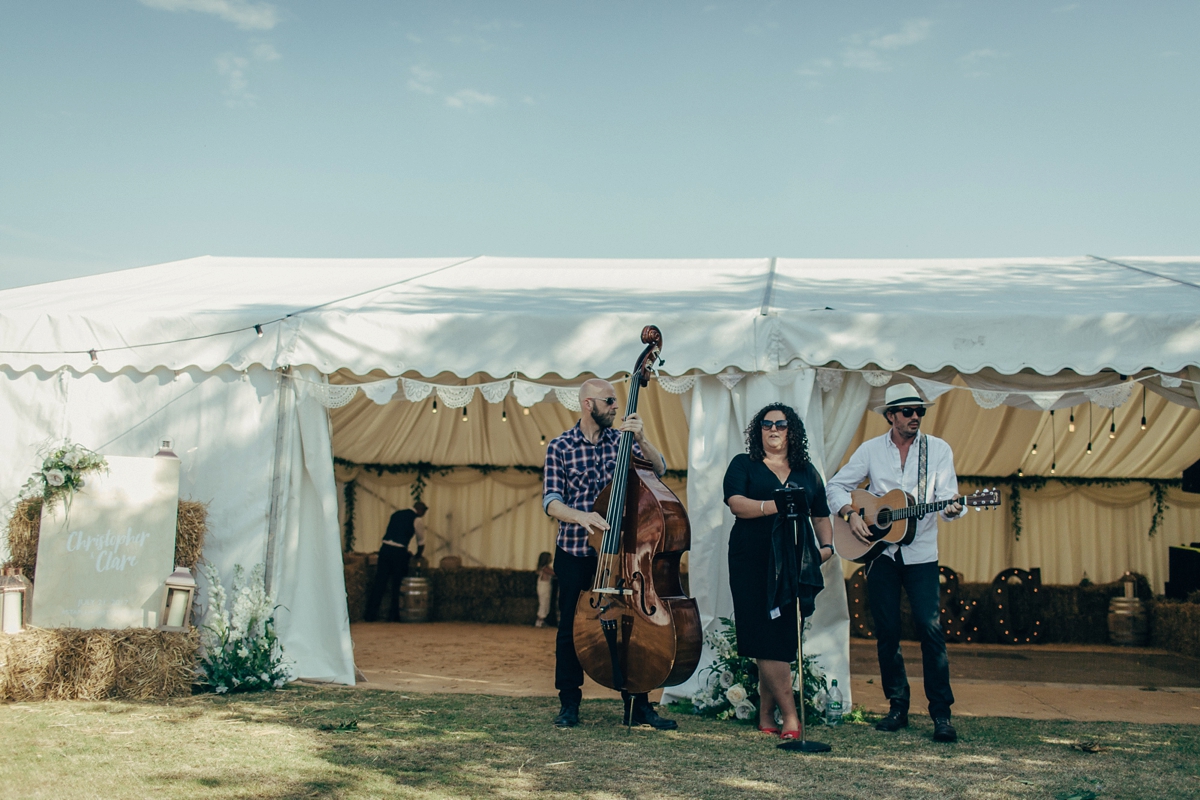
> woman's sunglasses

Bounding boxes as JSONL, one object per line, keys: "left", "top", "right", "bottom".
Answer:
{"left": 892, "top": 406, "right": 926, "bottom": 418}
{"left": 760, "top": 419, "right": 789, "bottom": 430}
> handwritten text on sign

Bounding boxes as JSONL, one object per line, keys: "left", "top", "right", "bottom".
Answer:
{"left": 33, "top": 455, "right": 180, "bottom": 630}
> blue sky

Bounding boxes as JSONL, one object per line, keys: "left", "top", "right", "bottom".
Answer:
{"left": 2, "top": 1, "right": 1197, "bottom": 288}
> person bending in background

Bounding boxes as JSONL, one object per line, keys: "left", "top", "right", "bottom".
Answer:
{"left": 723, "top": 403, "right": 833, "bottom": 741}
{"left": 535, "top": 551, "right": 555, "bottom": 628}
{"left": 542, "top": 378, "right": 676, "bottom": 730}
{"left": 365, "top": 501, "right": 427, "bottom": 622}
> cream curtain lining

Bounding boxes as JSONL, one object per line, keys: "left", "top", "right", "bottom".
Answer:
{"left": 330, "top": 368, "right": 1200, "bottom": 592}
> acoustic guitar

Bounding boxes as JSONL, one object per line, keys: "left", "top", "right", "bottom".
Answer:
{"left": 832, "top": 487, "right": 1001, "bottom": 564}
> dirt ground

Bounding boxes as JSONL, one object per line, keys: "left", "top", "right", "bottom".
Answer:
{"left": 348, "top": 621, "right": 1200, "bottom": 725}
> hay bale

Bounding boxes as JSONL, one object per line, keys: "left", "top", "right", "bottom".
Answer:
{"left": 3, "top": 499, "right": 208, "bottom": 581}
{"left": 1150, "top": 601, "right": 1200, "bottom": 660}
{"left": 343, "top": 553, "right": 370, "bottom": 623}
{"left": 4, "top": 498, "right": 42, "bottom": 581}
{"left": 0, "top": 627, "right": 197, "bottom": 701}
{"left": 173, "top": 501, "right": 208, "bottom": 569}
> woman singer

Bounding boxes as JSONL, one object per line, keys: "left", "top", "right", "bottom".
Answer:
{"left": 723, "top": 403, "right": 834, "bottom": 739}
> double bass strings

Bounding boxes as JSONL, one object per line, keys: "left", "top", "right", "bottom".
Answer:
{"left": 593, "top": 368, "right": 643, "bottom": 593}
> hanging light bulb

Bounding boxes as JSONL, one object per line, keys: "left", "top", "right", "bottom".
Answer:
{"left": 540, "top": 434, "right": 546, "bottom": 446}
{"left": 1141, "top": 416, "right": 1147, "bottom": 430}
{"left": 1087, "top": 442, "right": 1093, "bottom": 455}
{"left": 1109, "top": 420, "right": 1116, "bottom": 439}
{"left": 1068, "top": 412, "right": 1075, "bottom": 433}
{"left": 254, "top": 324, "right": 264, "bottom": 337}
{"left": 1141, "top": 385, "right": 1147, "bottom": 430}
{"left": 88, "top": 349, "right": 98, "bottom": 365}
{"left": 1017, "top": 468, "right": 1024, "bottom": 477}
{"left": 501, "top": 409, "right": 508, "bottom": 422}
{"left": 523, "top": 407, "right": 530, "bottom": 416}
{"left": 1031, "top": 442, "right": 1038, "bottom": 455}
{"left": 432, "top": 398, "right": 439, "bottom": 414}
{"left": 1050, "top": 462, "right": 1056, "bottom": 475}
{"left": 461, "top": 406, "right": 468, "bottom": 422}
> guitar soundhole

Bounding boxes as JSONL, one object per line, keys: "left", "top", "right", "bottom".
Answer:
{"left": 874, "top": 507, "right": 893, "bottom": 534}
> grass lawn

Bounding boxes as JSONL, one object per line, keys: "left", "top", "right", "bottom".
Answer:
{"left": 1, "top": 686, "right": 1197, "bottom": 799}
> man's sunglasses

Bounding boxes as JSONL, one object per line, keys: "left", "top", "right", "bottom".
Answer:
{"left": 590, "top": 396, "right": 617, "bottom": 407}
{"left": 760, "top": 419, "right": 789, "bottom": 430}
{"left": 892, "top": 406, "right": 926, "bottom": 418}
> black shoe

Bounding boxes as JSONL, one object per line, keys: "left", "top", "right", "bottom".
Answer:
{"left": 875, "top": 709, "right": 909, "bottom": 732}
{"left": 554, "top": 704, "right": 579, "bottom": 728}
{"left": 624, "top": 693, "right": 678, "bottom": 730}
{"left": 932, "top": 717, "right": 957, "bottom": 742}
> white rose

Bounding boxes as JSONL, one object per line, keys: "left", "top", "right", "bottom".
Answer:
{"left": 734, "top": 701, "right": 756, "bottom": 720}
{"left": 45, "top": 469, "right": 66, "bottom": 487}
{"left": 719, "top": 670, "right": 735, "bottom": 689}
{"left": 725, "top": 683, "right": 748, "bottom": 705}
{"left": 63, "top": 451, "right": 81, "bottom": 468}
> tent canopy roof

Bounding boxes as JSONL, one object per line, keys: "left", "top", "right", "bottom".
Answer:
{"left": 1, "top": 255, "right": 1197, "bottom": 378}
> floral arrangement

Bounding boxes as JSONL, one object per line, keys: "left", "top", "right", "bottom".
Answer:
{"left": 198, "top": 563, "right": 293, "bottom": 694}
{"left": 689, "top": 617, "right": 828, "bottom": 724}
{"left": 19, "top": 439, "right": 108, "bottom": 511}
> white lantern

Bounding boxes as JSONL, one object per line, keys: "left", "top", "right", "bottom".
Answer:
{"left": 158, "top": 566, "right": 196, "bottom": 632}
{"left": 0, "top": 567, "right": 32, "bottom": 635}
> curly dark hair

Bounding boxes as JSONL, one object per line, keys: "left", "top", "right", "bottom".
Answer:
{"left": 745, "top": 402, "right": 811, "bottom": 472}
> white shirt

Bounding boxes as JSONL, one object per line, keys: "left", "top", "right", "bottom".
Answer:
{"left": 825, "top": 431, "right": 960, "bottom": 565}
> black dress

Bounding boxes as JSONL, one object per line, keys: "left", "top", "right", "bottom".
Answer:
{"left": 724, "top": 453, "right": 831, "bottom": 662}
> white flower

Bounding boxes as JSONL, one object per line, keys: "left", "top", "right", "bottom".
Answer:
{"left": 725, "top": 683, "right": 748, "bottom": 705}
{"left": 63, "top": 450, "right": 81, "bottom": 468}
{"left": 734, "top": 701, "right": 756, "bottom": 720}
{"left": 216, "top": 685, "right": 228, "bottom": 694}
{"left": 45, "top": 469, "right": 66, "bottom": 487}
{"left": 719, "top": 670, "right": 735, "bottom": 689}
{"left": 260, "top": 672, "right": 270, "bottom": 682}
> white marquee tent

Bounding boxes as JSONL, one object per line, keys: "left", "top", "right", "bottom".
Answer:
{"left": 1, "top": 255, "right": 1198, "bottom": 693}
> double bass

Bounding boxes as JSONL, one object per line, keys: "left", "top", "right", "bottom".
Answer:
{"left": 573, "top": 326, "right": 703, "bottom": 696}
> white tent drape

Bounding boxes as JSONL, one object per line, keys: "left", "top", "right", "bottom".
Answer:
{"left": 662, "top": 369, "right": 871, "bottom": 705}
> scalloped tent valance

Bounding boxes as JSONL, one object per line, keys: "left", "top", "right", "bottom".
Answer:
{"left": 0, "top": 255, "right": 1197, "bottom": 380}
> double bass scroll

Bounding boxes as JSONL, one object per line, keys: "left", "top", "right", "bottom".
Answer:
{"left": 572, "top": 325, "right": 703, "bottom": 694}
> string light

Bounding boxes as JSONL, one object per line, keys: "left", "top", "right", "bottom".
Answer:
{"left": 1050, "top": 410, "right": 1056, "bottom": 474}
{"left": 88, "top": 349, "right": 98, "bottom": 365}
{"left": 431, "top": 398, "right": 438, "bottom": 414}
{"left": 523, "top": 407, "right": 530, "bottom": 416}
{"left": 1087, "top": 402, "right": 1093, "bottom": 454}
{"left": 540, "top": 434, "right": 546, "bottom": 446}
{"left": 254, "top": 324, "right": 264, "bottom": 337}
{"left": 1068, "top": 411, "right": 1075, "bottom": 433}
{"left": 1141, "top": 385, "right": 1147, "bottom": 430}
{"left": 1031, "top": 442, "right": 1037, "bottom": 455}
{"left": 1109, "top": 408, "right": 1116, "bottom": 440}
{"left": 1017, "top": 468, "right": 1024, "bottom": 477}
{"left": 501, "top": 409, "right": 508, "bottom": 422}
{"left": 461, "top": 406, "right": 468, "bottom": 422}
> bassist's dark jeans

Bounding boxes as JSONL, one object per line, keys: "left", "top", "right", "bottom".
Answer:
{"left": 554, "top": 547, "right": 597, "bottom": 707}
{"left": 866, "top": 556, "right": 955, "bottom": 719}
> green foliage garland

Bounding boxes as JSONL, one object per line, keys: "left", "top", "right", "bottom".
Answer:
{"left": 959, "top": 474, "right": 1181, "bottom": 541}
{"left": 342, "top": 479, "right": 357, "bottom": 552}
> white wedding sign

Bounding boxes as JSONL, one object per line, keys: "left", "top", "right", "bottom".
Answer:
{"left": 33, "top": 455, "right": 180, "bottom": 629}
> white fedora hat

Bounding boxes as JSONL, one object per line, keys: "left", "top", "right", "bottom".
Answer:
{"left": 873, "top": 382, "right": 934, "bottom": 415}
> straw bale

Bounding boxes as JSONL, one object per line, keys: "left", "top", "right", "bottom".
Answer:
{"left": 4, "top": 498, "right": 43, "bottom": 581}
{"left": 0, "top": 627, "right": 197, "bottom": 702}
{"left": 1150, "top": 601, "right": 1200, "bottom": 660}
{"left": 2, "top": 499, "right": 208, "bottom": 581}
{"left": 173, "top": 501, "right": 208, "bottom": 569}
{"left": 343, "top": 552, "right": 370, "bottom": 623}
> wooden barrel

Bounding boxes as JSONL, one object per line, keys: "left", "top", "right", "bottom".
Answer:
{"left": 1107, "top": 596, "right": 1147, "bottom": 646}
{"left": 400, "top": 576, "right": 430, "bottom": 623}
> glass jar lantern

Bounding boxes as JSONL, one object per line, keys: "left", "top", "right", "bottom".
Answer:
{"left": 158, "top": 566, "right": 196, "bottom": 632}
{"left": 0, "top": 567, "right": 32, "bottom": 634}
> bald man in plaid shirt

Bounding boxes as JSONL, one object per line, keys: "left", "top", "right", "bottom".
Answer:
{"left": 543, "top": 378, "right": 676, "bottom": 730}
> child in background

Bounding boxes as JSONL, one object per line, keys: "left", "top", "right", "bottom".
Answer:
{"left": 535, "top": 551, "right": 554, "bottom": 627}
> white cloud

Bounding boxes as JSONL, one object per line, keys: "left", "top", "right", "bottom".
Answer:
{"left": 521, "top": 95, "right": 536, "bottom": 105}
{"left": 407, "top": 65, "right": 439, "bottom": 95}
{"left": 216, "top": 52, "right": 254, "bottom": 106}
{"left": 445, "top": 89, "right": 499, "bottom": 109}
{"left": 139, "top": 0, "right": 278, "bottom": 31}
{"left": 797, "top": 57, "right": 834, "bottom": 77}
{"left": 869, "top": 19, "right": 931, "bottom": 50}
{"left": 252, "top": 42, "right": 281, "bottom": 61}
{"left": 959, "top": 48, "right": 1006, "bottom": 77}
{"left": 407, "top": 33, "right": 423, "bottom": 44}
{"left": 837, "top": 19, "right": 932, "bottom": 72}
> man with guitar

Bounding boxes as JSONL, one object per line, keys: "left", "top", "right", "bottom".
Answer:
{"left": 542, "top": 378, "right": 677, "bottom": 731}
{"left": 827, "top": 383, "right": 964, "bottom": 743}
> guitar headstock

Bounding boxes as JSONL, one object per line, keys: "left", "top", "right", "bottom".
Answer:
{"left": 965, "top": 488, "right": 1001, "bottom": 509}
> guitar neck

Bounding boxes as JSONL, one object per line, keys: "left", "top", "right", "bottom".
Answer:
{"left": 893, "top": 497, "right": 958, "bottom": 520}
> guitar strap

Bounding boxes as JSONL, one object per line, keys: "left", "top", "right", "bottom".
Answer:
{"left": 917, "top": 433, "right": 928, "bottom": 510}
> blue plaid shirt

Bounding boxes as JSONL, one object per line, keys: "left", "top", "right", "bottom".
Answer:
{"left": 542, "top": 423, "right": 645, "bottom": 557}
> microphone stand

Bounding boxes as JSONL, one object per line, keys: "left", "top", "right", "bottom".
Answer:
{"left": 773, "top": 485, "right": 831, "bottom": 754}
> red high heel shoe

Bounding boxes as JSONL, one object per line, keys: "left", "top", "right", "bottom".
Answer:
{"left": 780, "top": 729, "right": 802, "bottom": 741}
{"left": 757, "top": 724, "right": 781, "bottom": 735}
